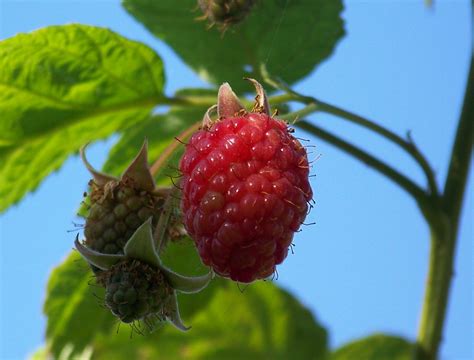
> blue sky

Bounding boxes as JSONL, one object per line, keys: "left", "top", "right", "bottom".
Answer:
{"left": 0, "top": 0, "right": 472, "bottom": 359}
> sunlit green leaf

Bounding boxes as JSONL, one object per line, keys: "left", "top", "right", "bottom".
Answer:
{"left": 28, "top": 347, "right": 47, "bottom": 360}
{"left": 331, "top": 334, "right": 415, "bottom": 360}
{"left": 123, "top": 0, "right": 344, "bottom": 93}
{"left": 0, "top": 24, "right": 164, "bottom": 212}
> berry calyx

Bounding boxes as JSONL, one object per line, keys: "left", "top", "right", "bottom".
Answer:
{"left": 179, "top": 80, "right": 312, "bottom": 283}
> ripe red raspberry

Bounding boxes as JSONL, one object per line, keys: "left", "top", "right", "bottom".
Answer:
{"left": 179, "top": 80, "right": 312, "bottom": 283}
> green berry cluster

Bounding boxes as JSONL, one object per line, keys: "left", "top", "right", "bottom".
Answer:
{"left": 99, "top": 259, "right": 173, "bottom": 324}
{"left": 85, "top": 178, "right": 163, "bottom": 255}
{"left": 76, "top": 142, "right": 212, "bottom": 330}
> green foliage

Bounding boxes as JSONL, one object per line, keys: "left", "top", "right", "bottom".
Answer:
{"left": 122, "top": 0, "right": 344, "bottom": 93}
{"left": 159, "top": 237, "right": 224, "bottom": 320}
{"left": 102, "top": 89, "right": 213, "bottom": 184}
{"left": 0, "top": 24, "right": 164, "bottom": 212}
{"left": 44, "top": 251, "right": 116, "bottom": 358}
{"left": 331, "top": 334, "right": 415, "bottom": 360}
{"left": 29, "top": 347, "right": 48, "bottom": 360}
{"left": 91, "top": 282, "right": 327, "bottom": 359}
{"left": 178, "top": 282, "right": 327, "bottom": 360}
{"left": 43, "top": 238, "right": 327, "bottom": 359}
{"left": 2, "top": 3, "right": 451, "bottom": 359}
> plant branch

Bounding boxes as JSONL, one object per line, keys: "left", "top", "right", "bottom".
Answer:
{"left": 158, "top": 95, "right": 216, "bottom": 107}
{"left": 442, "top": 56, "right": 474, "bottom": 223}
{"left": 318, "top": 100, "right": 439, "bottom": 196}
{"left": 159, "top": 92, "right": 295, "bottom": 111}
{"left": 261, "top": 65, "right": 439, "bottom": 196}
{"left": 416, "top": 54, "right": 474, "bottom": 360}
{"left": 295, "top": 120, "right": 428, "bottom": 204}
{"left": 279, "top": 103, "right": 318, "bottom": 122}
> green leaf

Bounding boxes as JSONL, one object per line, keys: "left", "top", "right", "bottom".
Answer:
{"left": 0, "top": 24, "right": 164, "bottom": 212}
{"left": 331, "top": 334, "right": 415, "bottom": 360}
{"left": 182, "top": 282, "right": 328, "bottom": 359}
{"left": 43, "top": 251, "right": 116, "bottom": 359}
{"left": 44, "top": 240, "right": 327, "bottom": 359}
{"left": 28, "top": 347, "right": 48, "bottom": 360}
{"left": 92, "top": 281, "right": 328, "bottom": 360}
{"left": 122, "top": 0, "right": 344, "bottom": 93}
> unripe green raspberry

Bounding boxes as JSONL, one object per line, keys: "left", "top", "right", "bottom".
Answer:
{"left": 84, "top": 178, "right": 164, "bottom": 255}
{"left": 99, "top": 259, "right": 174, "bottom": 323}
{"left": 81, "top": 142, "right": 166, "bottom": 256}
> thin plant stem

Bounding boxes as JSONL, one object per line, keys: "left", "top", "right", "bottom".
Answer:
{"left": 261, "top": 64, "right": 439, "bottom": 196}
{"left": 295, "top": 120, "right": 428, "bottom": 205}
{"left": 157, "top": 95, "right": 216, "bottom": 107}
{"left": 317, "top": 100, "right": 439, "bottom": 196}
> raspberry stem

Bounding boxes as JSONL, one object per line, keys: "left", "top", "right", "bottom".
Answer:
{"left": 153, "top": 188, "right": 178, "bottom": 253}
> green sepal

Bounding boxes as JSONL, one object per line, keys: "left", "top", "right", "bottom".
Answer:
{"left": 74, "top": 236, "right": 123, "bottom": 270}
{"left": 80, "top": 144, "right": 118, "bottom": 186}
{"left": 123, "top": 218, "right": 161, "bottom": 267}
{"left": 159, "top": 265, "right": 214, "bottom": 294}
{"left": 121, "top": 140, "right": 156, "bottom": 192}
{"left": 166, "top": 292, "right": 190, "bottom": 331}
